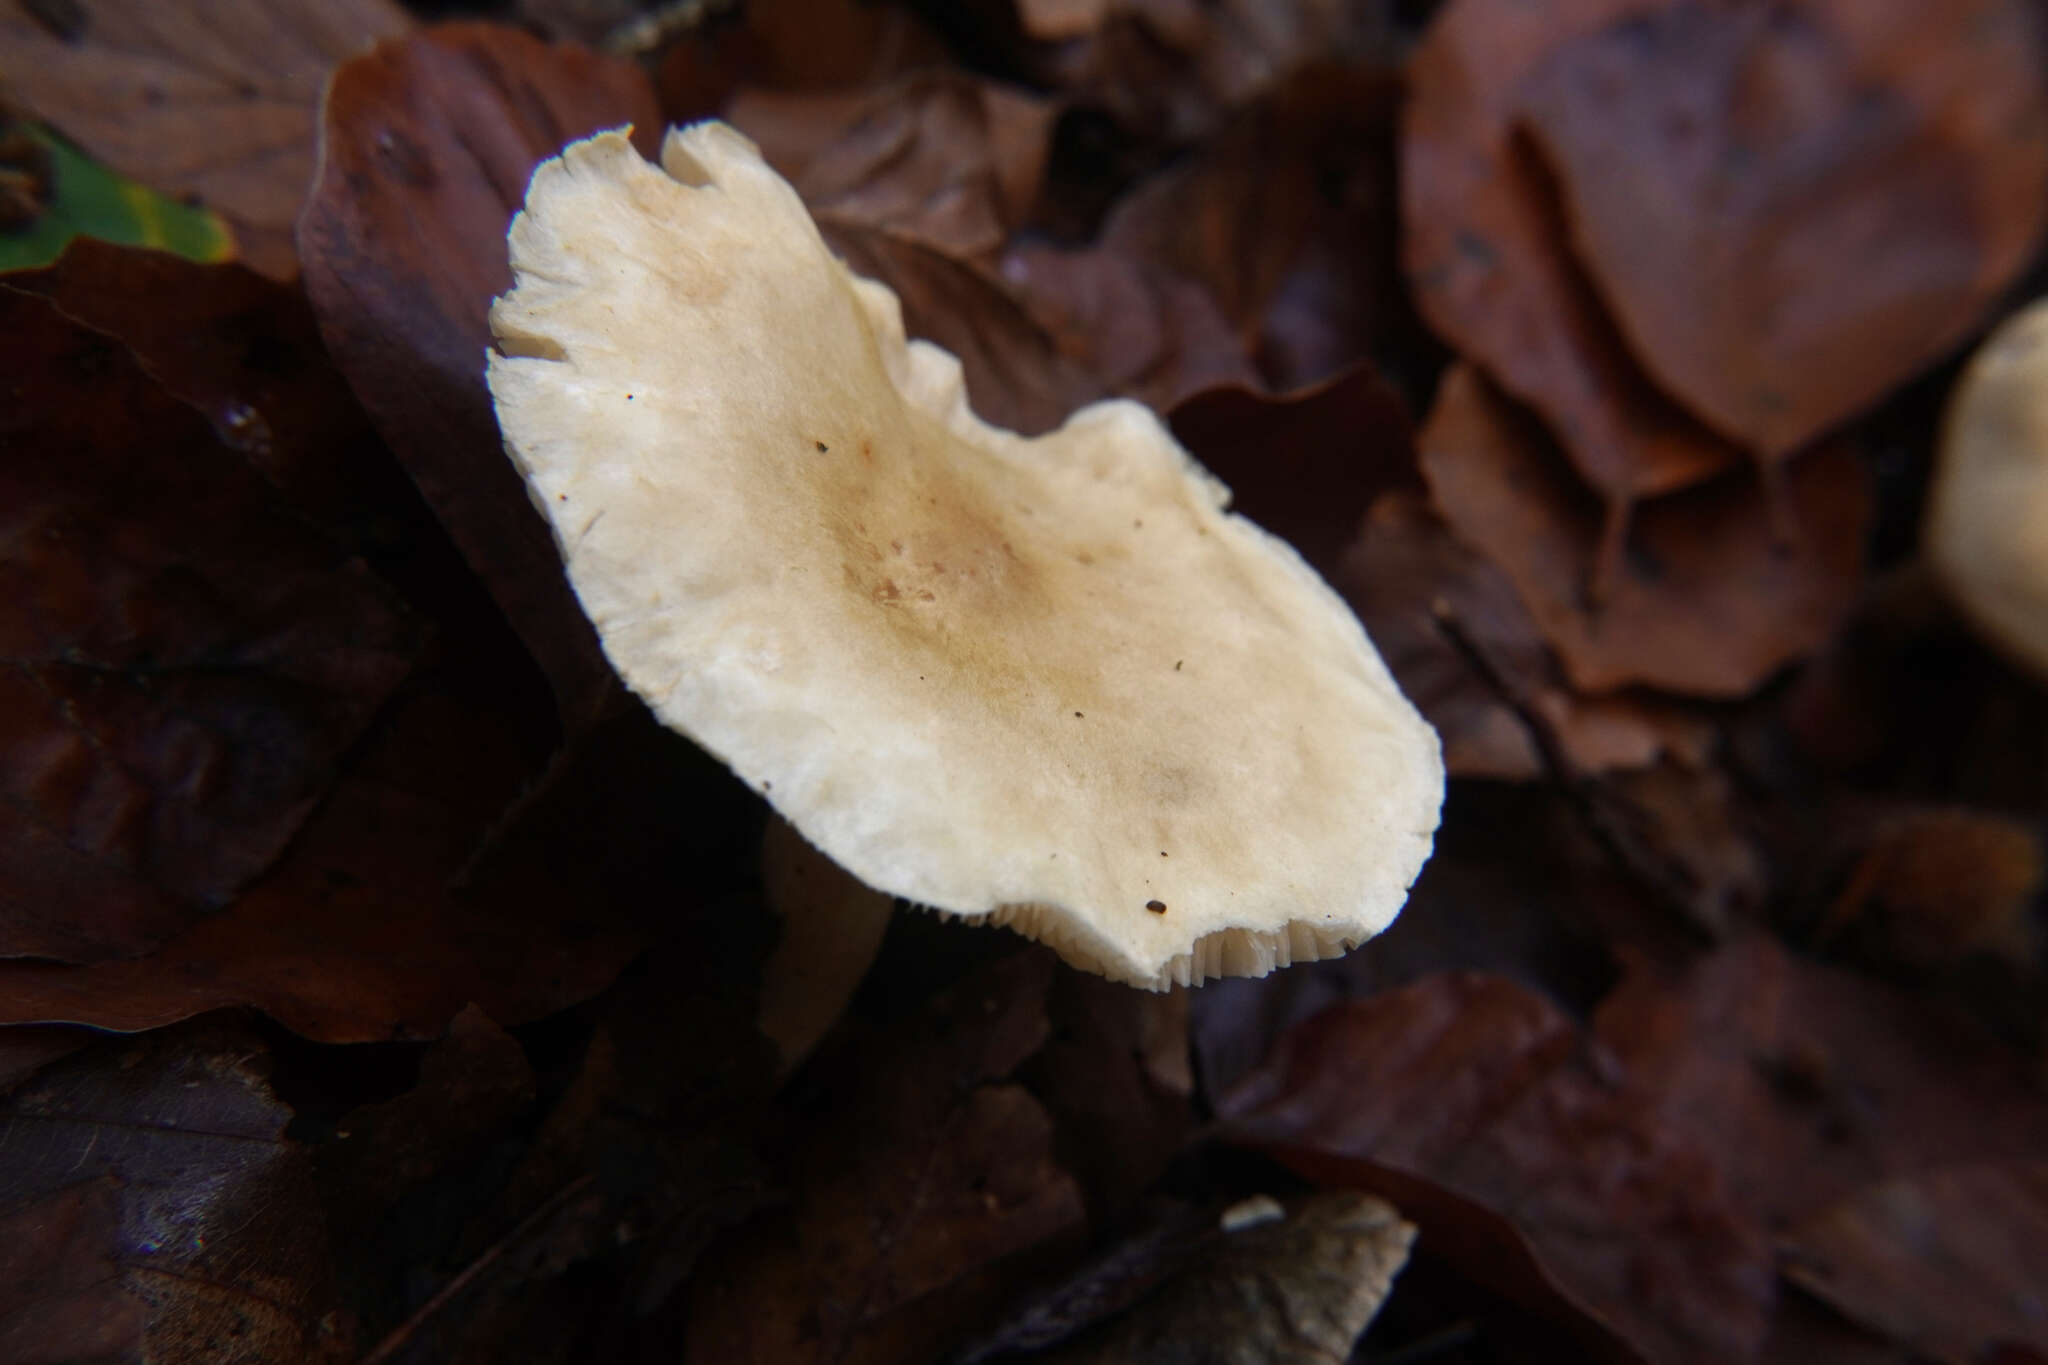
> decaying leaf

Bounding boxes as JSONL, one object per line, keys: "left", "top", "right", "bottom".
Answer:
{"left": 0, "top": 0, "right": 412, "bottom": 275}
{"left": 1027, "top": 1192, "right": 1415, "bottom": 1365}
{"left": 1221, "top": 972, "right": 1776, "bottom": 1365}
{"left": 1517, "top": 0, "right": 2048, "bottom": 458}
{"left": 297, "top": 22, "right": 659, "bottom": 720}
{"left": 0, "top": 1021, "right": 348, "bottom": 1364}
{"left": 1422, "top": 365, "right": 1869, "bottom": 696}
{"left": 0, "top": 288, "right": 421, "bottom": 962}
{"left": 683, "top": 952, "right": 1087, "bottom": 1364}
{"left": 1781, "top": 1163, "right": 2048, "bottom": 1365}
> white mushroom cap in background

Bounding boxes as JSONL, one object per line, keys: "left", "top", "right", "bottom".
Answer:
{"left": 486, "top": 124, "right": 1443, "bottom": 989}
{"left": 1927, "top": 296, "right": 2048, "bottom": 680}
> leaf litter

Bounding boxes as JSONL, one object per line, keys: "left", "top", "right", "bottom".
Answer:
{"left": 3, "top": 2, "right": 2048, "bottom": 1362}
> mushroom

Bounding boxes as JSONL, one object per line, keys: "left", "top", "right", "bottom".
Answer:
{"left": 486, "top": 124, "right": 1443, "bottom": 989}
{"left": 1926, "top": 296, "right": 2048, "bottom": 679}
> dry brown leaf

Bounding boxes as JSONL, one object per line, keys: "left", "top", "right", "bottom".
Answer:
{"left": 1036, "top": 0, "right": 1397, "bottom": 145}
{"left": 820, "top": 220, "right": 1104, "bottom": 435}
{"left": 1220, "top": 971, "right": 1776, "bottom": 1365}
{"left": 0, "top": 0, "right": 411, "bottom": 275}
{"left": 1595, "top": 936, "right": 2048, "bottom": 1232}
{"left": 1781, "top": 1164, "right": 2048, "bottom": 1365}
{"left": 1518, "top": 0, "right": 2048, "bottom": 457}
{"left": 297, "top": 22, "right": 659, "bottom": 722}
{"left": 1103, "top": 67, "right": 1407, "bottom": 392}
{"left": 730, "top": 72, "right": 1056, "bottom": 258}
{"left": 1338, "top": 489, "right": 1717, "bottom": 780}
{"left": 1002, "top": 242, "right": 1258, "bottom": 411}
{"left": 1422, "top": 365, "right": 1869, "bottom": 696}
{"left": 1405, "top": 0, "right": 1745, "bottom": 512}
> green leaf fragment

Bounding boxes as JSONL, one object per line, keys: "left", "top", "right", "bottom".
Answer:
{"left": 0, "top": 124, "right": 234, "bottom": 272}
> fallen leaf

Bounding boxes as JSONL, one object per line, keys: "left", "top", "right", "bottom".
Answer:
{"left": 1166, "top": 364, "right": 1414, "bottom": 570}
{"left": 731, "top": 72, "right": 1056, "bottom": 258}
{"left": 1422, "top": 365, "right": 1869, "bottom": 696}
{"left": 1594, "top": 935, "right": 2048, "bottom": 1232}
{"left": 1001, "top": 242, "right": 1258, "bottom": 411}
{"left": 0, "top": 0, "right": 411, "bottom": 275}
{"left": 297, "top": 22, "right": 659, "bottom": 722}
{"left": 0, "top": 665, "right": 651, "bottom": 1043}
{"left": 1814, "top": 805, "right": 2043, "bottom": 975}
{"left": 1028, "top": 1192, "right": 1415, "bottom": 1364}
{"left": 0, "top": 119, "right": 233, "bottom": 272}
{"left": 823, "top": 222, "right": 1103, "bottom": 435}
{"left": 1220, "top": 972, "right": 1777, "bottom": 1365}
{"left": 1781, "top": 1163, "right": 2048, "bottom": 1365}
{"left": 1403, "top": 0, "right": 1745, "bottom": 508}
{"left": 1103, "top": 66, "right": 1409, "bottom": 392}
{"left": 654, "top": 0, "right": 949, "bottom": 101}
{"left": 0, "top": 1020, "right": 349, "bottom": 1364}
{"left": 0, "top": 1025, "right": 90, "bottom": 1093}
{"left": 0, "top": 289, "right": 421, "bottom": 962}
{"left": 683, "top": 951, "right": 1087, "bottom": 1365}
{"left": 1337, "top": 490, "right": 1717, "bottom": 780}
{"left": 1035, "top": 0, "right": 1398, "bottom": 145}
{"left": 1517, "top": 0, "right": 2048, "bottom": 458}
{"left": 1020, "top": 969, "right": 1196, "bottom": 1225}
{"left": 6, "top": 239, "right": 422, "bottom": 559}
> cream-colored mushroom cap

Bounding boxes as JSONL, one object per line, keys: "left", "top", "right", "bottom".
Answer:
{"left": 486, "top": 124, "right": 1443, "bottom": 989}
{"left": 1927, "top": 297, "right": 2048, "bottom": 679}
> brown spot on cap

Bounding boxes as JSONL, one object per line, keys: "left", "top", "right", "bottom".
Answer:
{"left": 1145, "top": 899, "right": 1167, "bottom": 914}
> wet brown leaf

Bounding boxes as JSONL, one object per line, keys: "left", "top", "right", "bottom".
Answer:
{"left": 297, "top": 23, "right": 658, "bottom": 722}
{"left": 1781, "top": 1163, "right": 2048, "bottom": 1365}
{"left": 0, "top": 290, "right": 421, "bottom": 962}
{"left": 683, "top": 951, "right": 1087, "bottom": 1365}
{"left": 1595, "top": 936, "right": 2048, "bottom": 1232}
{"left": 0, "top": 670, "right": 651, "bottom": 1043}
{"left": 1404, "top": 0, "right": 1744, "bottom": 506}
{"left": 0, "top": 0, "right": 411, "bottom": 276}
{"left": 1518, "top": 0, "right": 2048, "bottom": 458}
{"left": 732, "top": 72, "right": 1056, "bottom": 258}
{"left": 1422, "top": 365, "right": 1869, "bottom": 696}
{"left": 1338, "top": 490, "right": 1717, "bottom": 780}
{"left": 1221, "top": 972, "right": 1776, "bottom": 1365}
{"left": 0, "top": 1021, "right": 348, "bottom": 1364}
